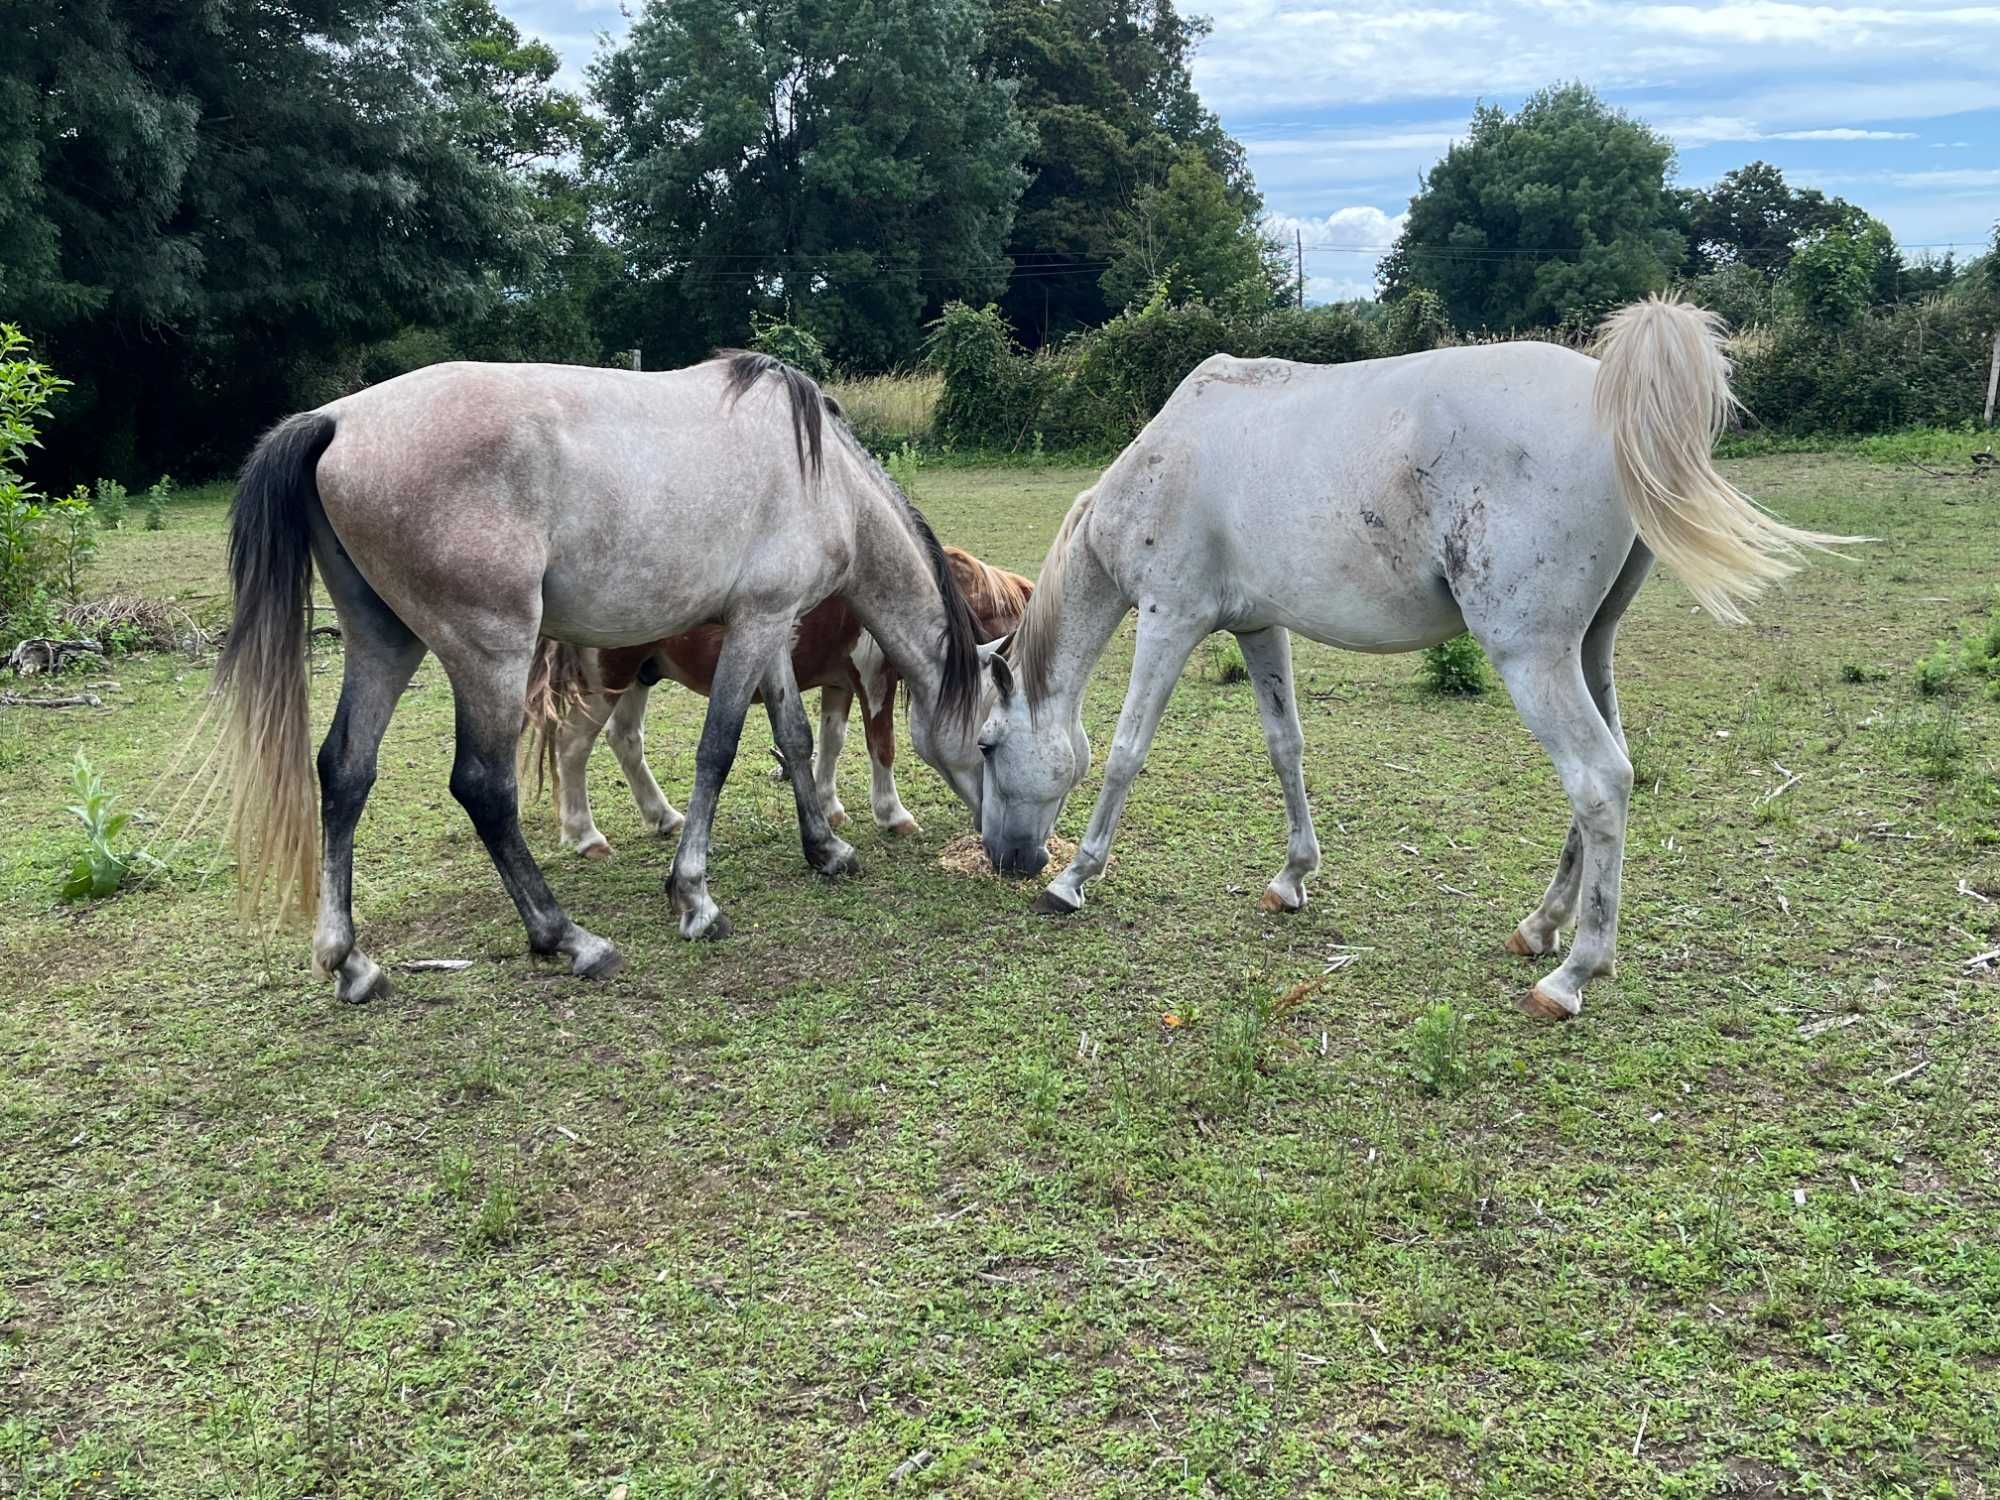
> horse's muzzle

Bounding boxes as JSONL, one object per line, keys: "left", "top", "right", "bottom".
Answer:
{"left": 986, "top": 839, "right": 1049, "bottom": 878}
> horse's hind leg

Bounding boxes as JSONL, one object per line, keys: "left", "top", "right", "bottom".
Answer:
{"left": 1489, "top": 644, "right": 1634, "bottom": 1020}
{"left": 1235, "top": 627, "right": 1322, "bottom": 913}
{"left": 553, "top": 684, "right": 618, "bottom": 858}
{"left": 602, "top": 682, "right": 684, "bottom": 841}
{"left": 1507, "top": 542, "right": 1654, "bottom": 958}
{"left": 446, "top": 652, "right": 620, "bottom": 978}
{"left": 314, "top": 578, "right": 425, "bottom": 1004}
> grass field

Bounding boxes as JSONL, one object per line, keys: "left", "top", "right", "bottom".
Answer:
{"left": 3, "top": 447, "right": 1998, "bottom": 1497}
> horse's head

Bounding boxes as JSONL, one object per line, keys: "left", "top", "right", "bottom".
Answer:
{"left": 972, "top": 637, "right": 1088, "bottom": 877}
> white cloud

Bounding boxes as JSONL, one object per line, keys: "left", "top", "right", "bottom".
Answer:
{"left": 1263, "top": 207, "right": 1410, "bottom": 304}
{"left": 1767, "top": 128, "right": 1918, "bottom": 140}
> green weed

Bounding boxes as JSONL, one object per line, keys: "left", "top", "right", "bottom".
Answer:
{"left": 59, "top": 751, "right": 137, "bottom": 901}
{"left": 1410, "top": 1001, "right": 1474, "bottom": 1097}
{"left": 1417, "top": 633, "right": 1487, "bottom": 695}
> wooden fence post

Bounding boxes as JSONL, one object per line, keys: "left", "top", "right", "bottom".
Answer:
{"left": 630, "top": 347, "right": 642, "bottom": 372}
{"left": 1984, "top": 330, "right": 1998, "bottom": 428}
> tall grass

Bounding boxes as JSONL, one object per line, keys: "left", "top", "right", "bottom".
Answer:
{"left": 828, "top": 370, "right": 941, "bottom": 452}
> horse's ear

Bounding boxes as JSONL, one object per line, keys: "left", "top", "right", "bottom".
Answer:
{"left": 981, "top": 632, "right": 1014, "bottom": 659}
{"left": 985, "top": 647, "right": 1014, "bottom": 704}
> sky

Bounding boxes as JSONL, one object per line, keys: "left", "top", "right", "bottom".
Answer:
{"left": 498, "top": 0, "right": 2000, "bottom": 304}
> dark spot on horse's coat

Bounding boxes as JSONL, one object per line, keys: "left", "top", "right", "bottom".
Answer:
{"left": 1148, "top": 603, "right": 1157, "bottom": 612}
{"left": 1146, "top": 453, "right": 1164, "bottom": 468}
{"left": 1144, "top": 536, "right": 1154, "bottom": 546}
{"left": 1361, "top": 509, "right": 1386, "bottom": 529}
{"left": 1588, "top": 884, "right": 1609, "bottom": 923}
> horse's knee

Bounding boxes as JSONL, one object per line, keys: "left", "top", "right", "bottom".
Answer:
{"left": 450, "top": 755, "right": 517, "bottom": 831}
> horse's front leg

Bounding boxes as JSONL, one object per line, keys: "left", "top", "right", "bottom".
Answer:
{"left": 766, "top": 659, "right": 861, "bottom": 877}
{"left": 601, "top": 682, "right": 683, "bottom": 841}
{"left": 859, "top": 678, "right": 920, "bottom": 835}
{"left": 1035, "top": 608, "right": 1207, "bottom": 915}
{"left": 1234, "top": 627, "right": 1322, "bottom": 913}
{"left": 665, "top": 618, "right": 790, "bottom": 941}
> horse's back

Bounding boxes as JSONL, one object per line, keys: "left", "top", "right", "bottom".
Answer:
{"left": 1091, "top": 341, "right": 1628, "bottom": 650}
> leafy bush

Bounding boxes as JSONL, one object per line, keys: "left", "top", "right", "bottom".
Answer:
{"left": 1, "top": 326, "right": 74, "bottom": 645}
{"left": 47, "top": 488, "right": 98, "bottom": 599}
{"left": 1733, "top": 296, "right": 1994, "bottom": 434}
{"left": 884, "top": 441, "right": 922, "bottom": 500}
{"left": 928, "top": 297, "right": 1383, "bottom": 454}
{"left": 61, "top": 752, "right": 138, "bottom": 902}
{"left": 93, "top": 479, "right": 128, "bottom": 530}
{"left": 1384, "top": 288, "right": 1449, "bottom": 355}
{"left": 748, "top": 315, "right": 832, "bottom": 383}
{"left": 144, "top": 475, "right": 173, "bottom": 530}
{"left": 1418, "top": 634, "right": 1489, "bottom": 696}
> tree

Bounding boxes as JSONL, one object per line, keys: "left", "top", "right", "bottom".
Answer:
{"left": 979, "top": 0, "right": 1259, "bottom": 343}
{"left": 1682, "top": 161, "right": 1853, "bottom": 276}
{"left": 0, "top": 0, "right": 541, "bottom": 483}
{"left": 592, "top": 0, "right": 1032, "bottom": 370}
{"left": 1380, "top": 84, "right": 1685, "bottom": 331}
{"left": 1779, "top": 230, "right": 1875, "bottom": 328}
{"left": 1099, "top": 149, "right": 1285, "bottom": 312}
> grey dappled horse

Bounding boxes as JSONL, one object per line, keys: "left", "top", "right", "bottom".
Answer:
{"left": 972, "top": 297, "right": 1858, "bottom": 1020}
{"left": 212, "top": 354, "right": 985, "bottom": 1002}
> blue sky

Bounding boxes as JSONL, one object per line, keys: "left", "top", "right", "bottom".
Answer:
{"left": 498, "top": 0, "right": 2000, "bottom": 302}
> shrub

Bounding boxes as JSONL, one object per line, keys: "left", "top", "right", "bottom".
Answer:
{"left": 1733, "top": 296, "right": 1994, "bottom": 434}
{"left": 0, "top": 325, "right": 73, "bottom": 645}
{"left": 1384, "top": 288, "right": 1450, "bottom": 355}
{"left": 144, "top": 475, "right": 173, "bottom": 530}
{"left": 748, "top": 315, "right": 832, "bottom": 383}
{"left": 47, "top": 487, "right": 98, "bottom": 598}
{"left": 884, "top": 441, "right": 922, "bottom": 500}
{"left": 93, "top": 479, "right": 128, "bottom": 529}
{"left": 1418, "top": 634, "right": 1489, "bottom": 696}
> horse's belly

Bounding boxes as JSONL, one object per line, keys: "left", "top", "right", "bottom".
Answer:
{"left": 1222, "top": 522, "right": 1465, "bottom": 653}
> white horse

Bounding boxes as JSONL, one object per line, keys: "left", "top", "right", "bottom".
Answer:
{"left": 973, "top": 297, "right": 1855, "bottom": 1019}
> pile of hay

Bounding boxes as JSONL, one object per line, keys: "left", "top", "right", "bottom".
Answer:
{"left": 61, "top": 597, "right": 210, "bottom": 656}
{"left": 937, "top": 832, "right": 1080, "bottom": 876}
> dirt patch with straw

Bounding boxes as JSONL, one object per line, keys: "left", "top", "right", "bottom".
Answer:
{"left": 937, "top": 832, "right": 1082, "bottom": 876}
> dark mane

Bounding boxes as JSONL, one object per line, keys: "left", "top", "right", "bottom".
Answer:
{"left": 826, "top": 421, "right": 982, "bottom": 738}
{"left": 717, "top": 349, "right": 827, "bottom": 480}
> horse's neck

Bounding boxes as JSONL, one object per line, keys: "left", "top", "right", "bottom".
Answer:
{"left": 1035, "top": 522, "right": 1129, "bottom": 716}
{"left": 841, "top": 482, "right": 951, "bottom": 698}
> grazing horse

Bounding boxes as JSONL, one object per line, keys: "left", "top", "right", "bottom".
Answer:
{"left": 212, "top": 353, "right": 985, "bottom": 1002}
{"left": 536, "top": 548, "right": 1032, "bottom": 858}
{"left": 972, "top": 297, "right": 1858, "bottom": 1020}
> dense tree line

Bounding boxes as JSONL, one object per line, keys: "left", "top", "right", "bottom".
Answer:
{"left": 1, "top": 0, "right": 1276, "bottom": 484}
{"left": 1, "top": 9, "right": 1990, "bottom": 486}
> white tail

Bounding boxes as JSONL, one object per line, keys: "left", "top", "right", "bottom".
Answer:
{"left": 1593, "top": 294, "right": 1861, "bottom": 625}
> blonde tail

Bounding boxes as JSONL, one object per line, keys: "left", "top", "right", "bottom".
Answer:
{"left": 1593, "top": 294, "right": 1862, "bottom": 624}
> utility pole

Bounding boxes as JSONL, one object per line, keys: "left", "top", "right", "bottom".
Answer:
{"left": 1985, "top": 329, "right": 1999, "bottom": 428}
{"left": 1295, "top": 229, "right": 1304, "bottom": 310}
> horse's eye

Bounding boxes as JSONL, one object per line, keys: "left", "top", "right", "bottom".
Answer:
{"left": 978, "top": 741, "right": 995, "bottom": 758}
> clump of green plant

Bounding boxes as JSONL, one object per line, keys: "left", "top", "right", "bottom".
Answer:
{"left": 144, "top": 475, "right": 173, "bottom": 530}
{"left": 48, "top": 487, "right": 97, "bottom": 598}
{"left": 1418, "top": 634, "right": 1488, "bottom": 696}
{"left": 1907, "top": 701, "right": 1965, "bottom": 781}
{"left": 1913, "top": 600, "right": 2000, "bottom": 696}
{"left": 1410, "top": 1000, "right": 1474, "bottom": 1097}
{"left": 1204, "top": 635, "right": 1249, "bottom": 684}
{"left": 747, "top": 314, "right": 832, "bottom": 382}
{"left": 467, "top": 1183, "right": 522, "bottom": 1250}
{"left": 93, "top": 478, "right": 128, "bottom": 529}
{"left": 61, "top": 751, "right": 140, "bottom": 901}
{"left": 884, "top": 440, "right": 922, "bottom": 500}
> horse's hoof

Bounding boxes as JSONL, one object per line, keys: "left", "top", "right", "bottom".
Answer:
{"left": 571, "top": 942, "right": 623, "bottom": 980}
{"left": 1504, "top": 927, "right": 1553, "bottom": 958}
{"left": 884, "top": 816, "right": 921, "bottom": 837}
{"left": 827, "top": 808, "right": 850, "bottom": 830}
{"left": 700, "top": 912, "right": 733, "bottom": 942}
{"left": 1259, "top": 885, "right": 1303, "bottom": 913}
{"left": 1032, "top": 889, "right": 1081, "bottom": 917}
{"left": 651, "top": 812, "right": 685, "bottom": 838}
{"left": 579, "top": 837, "right": 613, "bottom": 861}
{"left": 335, "top": 956, "right": 388, "bottom": 1006}
{"left": 1517, "top": 982, "right": 1579, "bottom": 1021}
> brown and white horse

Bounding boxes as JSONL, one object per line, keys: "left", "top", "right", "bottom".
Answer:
{"left": 535, "top": 548, "right": 1032, "bottom": 857}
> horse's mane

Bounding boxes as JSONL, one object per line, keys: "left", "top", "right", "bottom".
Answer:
{"left": 1009, "top": 486, "right": 1095, "bottom": 710}
{"left": 820, "top": 422, "right": 983, "bottom": 738}
{"left": 717, "top": 349, "right": 825, "bottom": 479}
{"left": 944, "top": 546, "right": 1033, "bottom": 641}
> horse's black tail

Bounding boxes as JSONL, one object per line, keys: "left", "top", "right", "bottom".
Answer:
{"left": 212, "top": 411, "right": 336, "bottom": 925}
